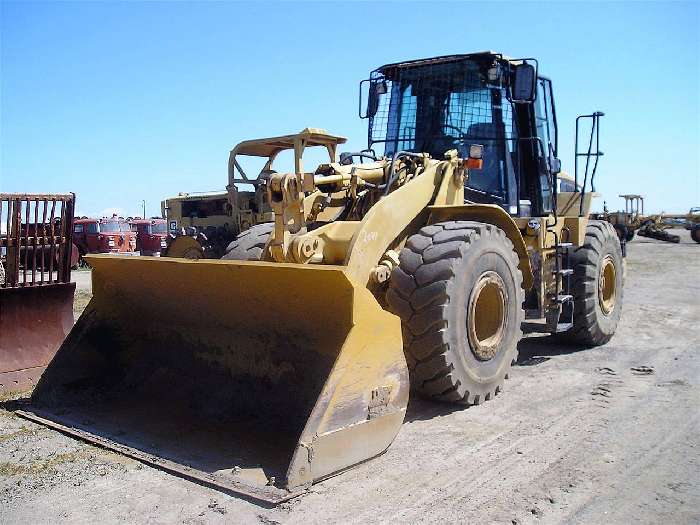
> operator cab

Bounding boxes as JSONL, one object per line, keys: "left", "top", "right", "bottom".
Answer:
{"left": 362, "top": 52, "right": 561, "bottom": 218}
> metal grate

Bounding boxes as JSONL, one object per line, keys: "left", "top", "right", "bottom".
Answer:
{"left": 0, "top": 194, "right": 75, "bottom": 288}
{"left": 368, "top": 57, "right": 516, "bottom": 158}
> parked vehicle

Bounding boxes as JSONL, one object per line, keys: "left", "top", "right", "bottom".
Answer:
{"left": 130, "top": 218, "right": 168, "bottom": 256}
{"left": 161, "top": 191, "right": 241, "bottom": 259}
{"left": 160, "top": 128, "right": 340, "bottom": 259}
{"left": 73, "top": 216, "right": 137, "bottom": 258}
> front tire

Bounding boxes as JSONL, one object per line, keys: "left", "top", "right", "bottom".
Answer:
{"left": 386, "top": 221, "right": 524, "bottom": 405}
{"left": 559, "top": 220, "right": 623, "bottom": 346}
{"left": 222, "top": 223, "right": 273, "bottom": 261}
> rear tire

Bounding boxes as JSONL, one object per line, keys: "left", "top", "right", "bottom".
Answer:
{"left": 613, "top": 224, "right": 626, "bottom": 243}
{"left": 222, "top": 223, "right": 273, "bottom": 261}
{"left": 386, "top": 221, "right": 524, "bottom": 405}
{"left": 559, "top": 220, "right": 623, "bottom": 346}
{"left": 691, "top": 226, "right": 700, "bottom": 244}
{"left": 613, "top": 224, "right": 635, "bottom": 243}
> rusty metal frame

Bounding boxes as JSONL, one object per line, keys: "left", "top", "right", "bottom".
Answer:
{"left": 0, "top": 193, "right": 75, "bottom": 288}
{"left": 1, "top": 193, "right": 77, "bottom": 393}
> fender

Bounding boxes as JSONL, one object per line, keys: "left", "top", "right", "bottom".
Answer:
{"left": 427, "top": 204, "right": 533, "bottom": 290}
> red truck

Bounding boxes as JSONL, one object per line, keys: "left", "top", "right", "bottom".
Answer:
{"left": 73, "top": 216, "right": 137, "bottom": 257}
{"left": 130, "top": 218, "right": 168, "bottom": 256}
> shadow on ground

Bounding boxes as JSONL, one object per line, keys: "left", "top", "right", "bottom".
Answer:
{"left": 405, "top": 336, "right": 590, "bottom": 422}
{"left": 405, "top": 396, "right": 463, "bottom": 422}
{"left": 516, "top": 335, "right": 589, "bottom": 366}
{"left": 0, "top": 396, "right": 31, "bottom": 414}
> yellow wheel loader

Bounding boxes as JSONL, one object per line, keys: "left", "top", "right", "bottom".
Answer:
{"left": 17, "top": 53, "right": 623, "bottom": 504}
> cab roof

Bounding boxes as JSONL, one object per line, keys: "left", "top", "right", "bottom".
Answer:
{"left": 231, "top": 128, "right": 347, "bottom": 158}
{"left": 130, "top": 218, "right": 165, "bottom": 224}
{"left": 164, "top": 191, "right": 228, "bottom": 201}
{"left": 75, "top": 217, "right": 129, "bottom": 223}
{"left": 374, "top": 51, "right": 517, "bottom": 74}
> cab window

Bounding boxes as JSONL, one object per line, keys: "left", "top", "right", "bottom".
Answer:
{"left": 181, "top": 199, "right": 229, "bottom": 218}
{"left": 151, "top": 222, "right": 167, "bottom": 234}
{"left": 535, "top": 78, "right": 556, "bottom": 155}
{"left": 86, "top": 223, "right": 98, "bottom": 234}
{"left": 74, "top": 224, "right": 84, "bottom": 233}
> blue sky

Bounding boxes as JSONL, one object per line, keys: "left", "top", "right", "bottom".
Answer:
{"left": 1, "top": 1, "right": 698, "bottom": 216}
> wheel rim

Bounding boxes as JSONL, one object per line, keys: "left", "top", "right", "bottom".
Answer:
{"left": 599, "top": 255, "right": 617, "bottom": 315}
{"left": 467, "top": 271, "right": 507, "bottom": 361}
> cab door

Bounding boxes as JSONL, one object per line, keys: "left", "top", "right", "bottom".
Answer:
{"left": 86, "top": 222, "right": 99, "bottom": 251}
{"left": 533, "top": 77, "right": 560, "bottom": 214}
{"left": 136, "top": 224, "right": 146, "bottom": 252}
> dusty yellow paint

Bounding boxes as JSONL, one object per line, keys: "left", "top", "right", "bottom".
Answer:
{"left": 428, "top": 203, "right": 534, "bottom": 290}
{"left": 63, "top": 254, "right": 408, "bottom": 491}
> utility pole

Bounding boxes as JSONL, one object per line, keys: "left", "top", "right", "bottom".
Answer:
{"left": 142, "top": 200, "right": 146, "bottom": 218}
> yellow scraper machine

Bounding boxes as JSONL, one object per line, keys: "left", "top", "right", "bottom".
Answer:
{"left": 18, "top": 53, "right": 623, "bottom": 504}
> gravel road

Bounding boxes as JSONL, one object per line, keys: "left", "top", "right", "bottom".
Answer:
{"left": 1, "top": 230, "right": 698, "bottom": 524}
{"left": 71, "top": 269, "right": 92, "bottom": 294}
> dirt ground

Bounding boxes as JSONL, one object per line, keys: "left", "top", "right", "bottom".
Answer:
{"left": 1, "top": 230, "right": 698, "bottom": 524}
{"left": 71, "top": 269, "right": 92, "bottom": 318}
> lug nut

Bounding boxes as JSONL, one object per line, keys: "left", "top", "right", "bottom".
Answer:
{"left": 371, "top": 265, "right": 391, "bottom": 284}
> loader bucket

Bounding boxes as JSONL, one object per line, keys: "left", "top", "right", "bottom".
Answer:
{"left": 0, "top": 283, "right": 75, "bottom": 394}
{"left": 19, "top": 255, "right": 408, "bottom": 504}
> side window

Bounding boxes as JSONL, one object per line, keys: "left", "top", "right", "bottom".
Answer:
{"left": 87, "top": 223, "right": 98, "bottom": 234}
{"left": 560, "top": 178, "right": 577, "bottom": 192}
{"left": 181, "top": 199, "right": 228, "bottom": 218}
{"left": 74, "top": 224, "right": 84, "bottom": 233}
{"left": 535, "top": 79, "right": 556, "bottom": 155}
{"left": 388, "top": 83, "right": 417, "bottom": 153}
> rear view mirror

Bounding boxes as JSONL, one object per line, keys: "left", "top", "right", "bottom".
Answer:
{"left": 359, "top": 79, "right": 387, "bottom": 119}
{"left": 512, "top": 63, "right": 536, "bottom": 103}
{"left": 549, "top": 156, "right": 562, "bottom": 175}
{"left": 359, "top": 79, "right": 371, "bottom": 118}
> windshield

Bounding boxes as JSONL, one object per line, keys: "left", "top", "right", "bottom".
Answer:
{"left": 151, "top": 222, "right": 167, "bottom": 234}
{"left": 181, "top": 199, "right": 228, "bottom": 218}
{"left": 368, "top": 57, "right": 518, "bottom": 203}
{"left": 100, "top": 221, "right": 131, "bottom": 233}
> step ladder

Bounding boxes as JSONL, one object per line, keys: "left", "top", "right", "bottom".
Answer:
{"left": 551, "top": 239, "right": 574, "bottom": 332}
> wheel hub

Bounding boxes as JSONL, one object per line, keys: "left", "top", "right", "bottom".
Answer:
{"left": 467, "top": 271, "right": 508, "bottom": 361}
{"left": 598, "top": 255, "right": 617, "bottom": 315}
